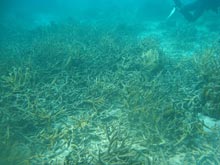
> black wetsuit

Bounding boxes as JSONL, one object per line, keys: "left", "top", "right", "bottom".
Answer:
{"left": 175, "top": 0, "right": 220, "bottom": 21}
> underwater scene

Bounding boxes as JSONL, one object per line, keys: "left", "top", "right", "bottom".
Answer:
{"left": 0, "top": 0, "right": 220, "bottom": 164}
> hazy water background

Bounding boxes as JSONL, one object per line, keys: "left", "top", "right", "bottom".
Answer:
{"left": 1, "top": 0, "right": 173, "bottom": 27}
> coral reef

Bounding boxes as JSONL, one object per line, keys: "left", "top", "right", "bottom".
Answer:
{"left": 0, "top": 20, "right": 220, "bottom": 164}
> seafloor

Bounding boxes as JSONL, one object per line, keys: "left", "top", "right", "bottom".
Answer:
{"left": 0, "top": 12, "right": 220, "bottom": 165}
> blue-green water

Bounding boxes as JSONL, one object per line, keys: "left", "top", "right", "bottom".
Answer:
{"left": 0, "top": 0, "right": 220, "bottom": 164}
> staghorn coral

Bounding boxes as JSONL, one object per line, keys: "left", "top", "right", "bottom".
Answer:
{"left": 193, "top": 45, "right": 220, "bottom": 118}
{"left": 141, "top": 48, "right": 160, "bottom": 73}
{"left": 1, "top": 67, "right": 33, "bottom": 92}
{"left": 0, "top": 21, "right": 220, "bottom": 164}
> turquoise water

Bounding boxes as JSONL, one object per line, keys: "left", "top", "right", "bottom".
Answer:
{"left": 0, "top": 0, "right": 220, "bottom": 164}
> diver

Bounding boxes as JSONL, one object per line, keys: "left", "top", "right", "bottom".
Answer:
{"left": 171, "top": 0, "right": 220, "bottom": 22}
